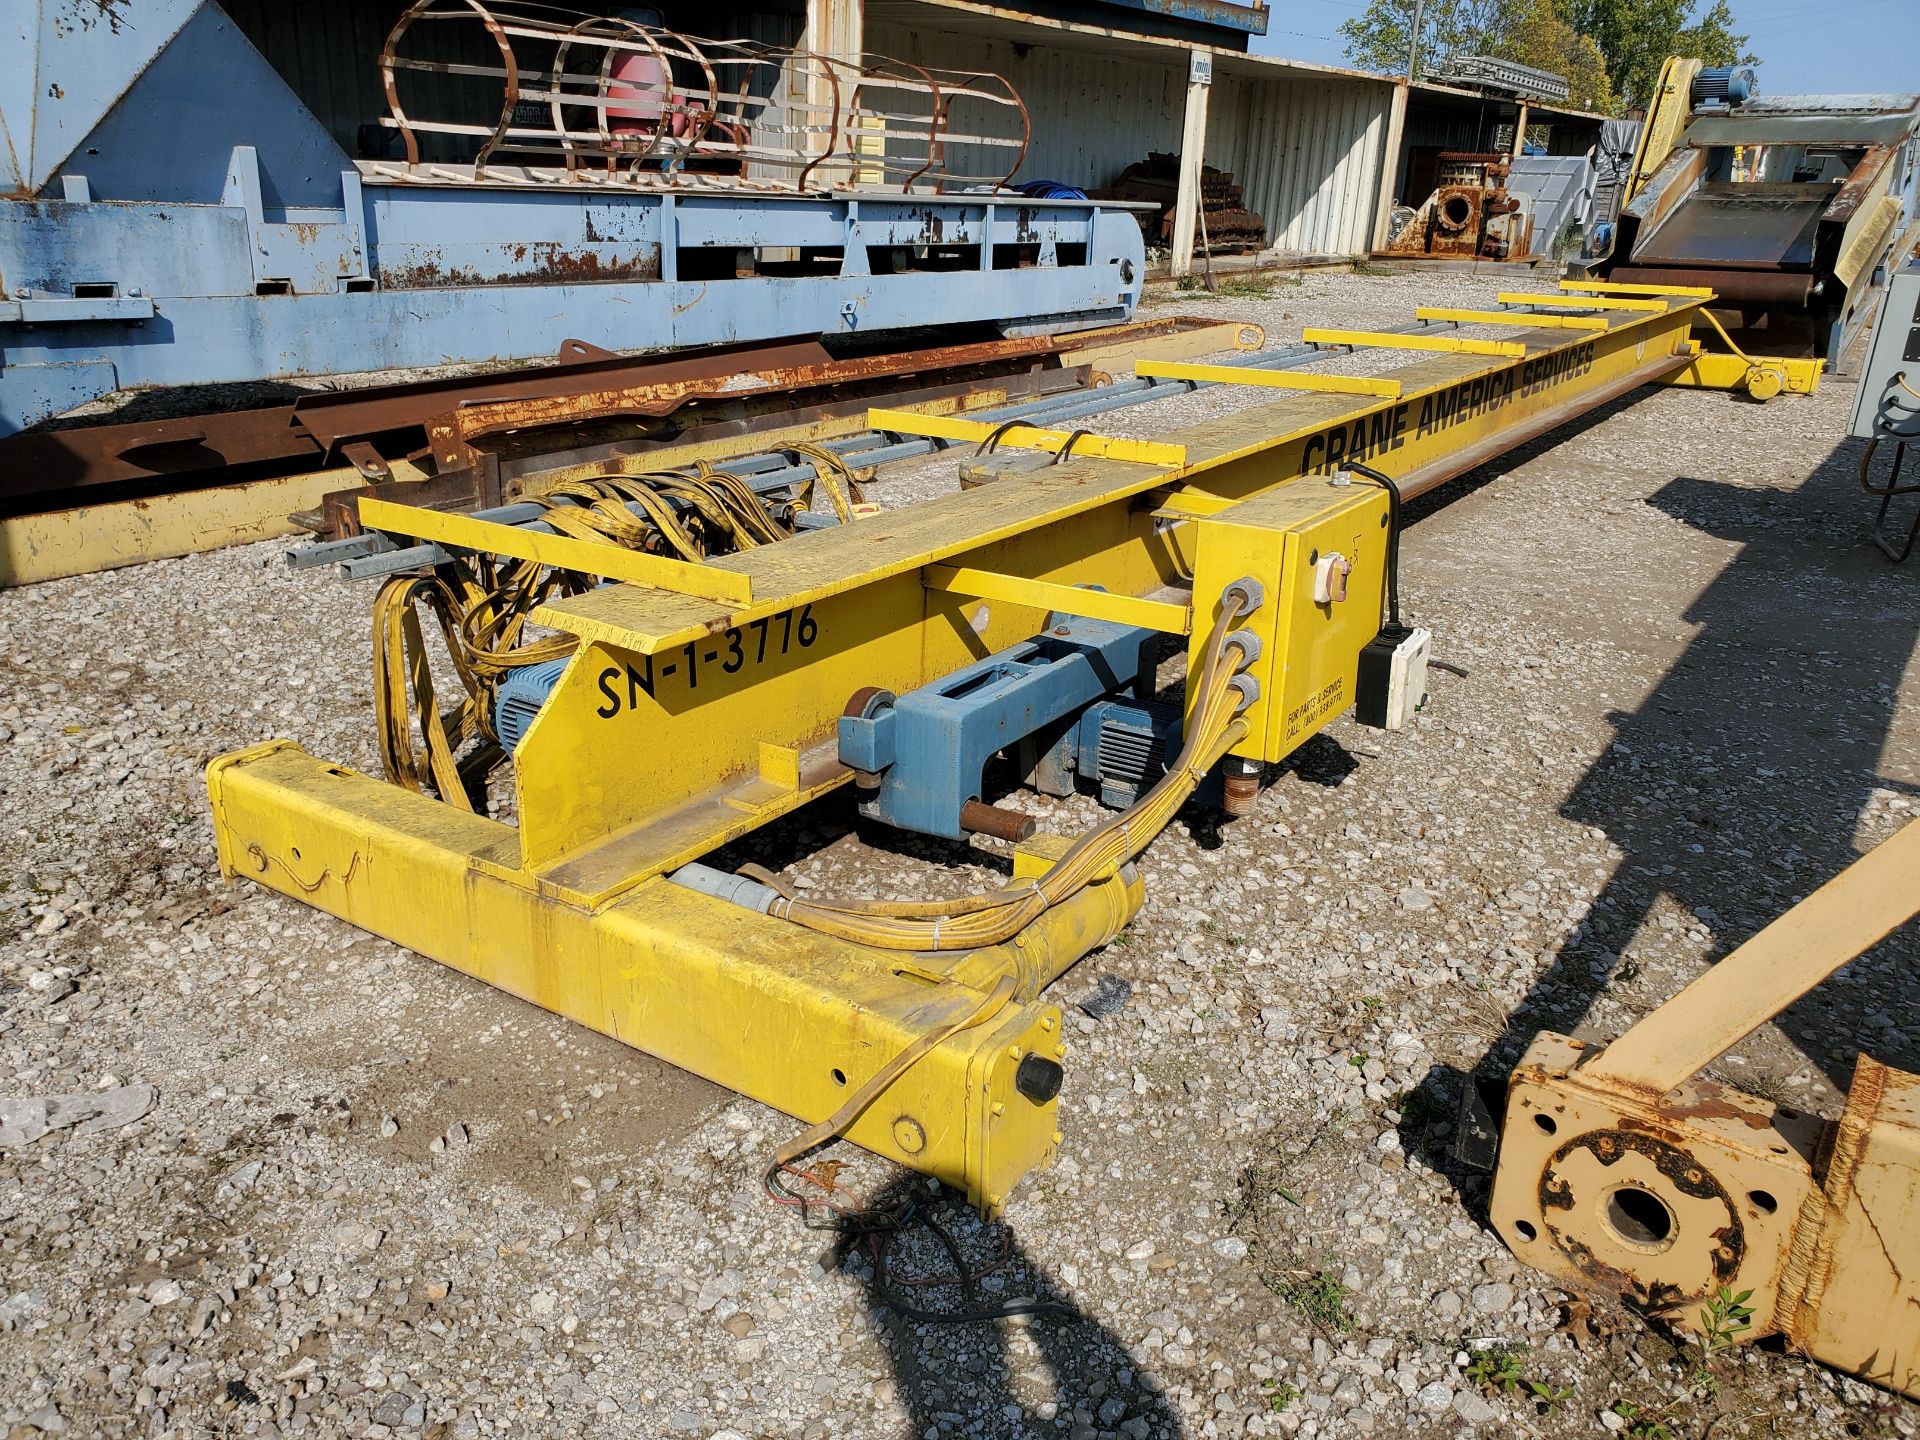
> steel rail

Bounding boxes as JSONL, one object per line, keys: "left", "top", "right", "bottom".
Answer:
{"left": 316, "top": 311, "right": 1561, "bottom": 582}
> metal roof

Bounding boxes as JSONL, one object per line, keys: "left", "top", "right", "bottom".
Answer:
{"left": 1685, "top": 104, "right": 1920, "bottom": 149}
{"left": 1742, "top": 94, "right": 1920, "bottom": 116}
{"left": 866, "top": 0, "right": 1395, "bottom": 85}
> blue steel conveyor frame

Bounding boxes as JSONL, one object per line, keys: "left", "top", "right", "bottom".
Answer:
{"left": 0, "top": 0, "right": 1145, "bottom": 437}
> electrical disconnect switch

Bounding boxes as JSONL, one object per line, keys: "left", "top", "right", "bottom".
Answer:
{"left": 1354, "top": 624, "right": 1431, "bottom": 731}
{"left": 1312, "top": 551, "right": 1351, "bottom": 604}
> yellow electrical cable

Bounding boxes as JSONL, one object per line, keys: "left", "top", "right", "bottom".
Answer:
{"left": 372, "top": 572, "right": 488, "bottom": 809}
{"left": 748, "top": 596, "right": 1253, "bottom": 950}
{"left": 770, "top": 975, "right": 1018, "bottom": 1172}
{"left": 369, "top": 471, "right": 798, "bottom": 803}
{"left": 1691, "top": 305, "right": 1760, "bottom": 368}
{"left": 786, "top": 442, "right": 869, "bottom": 522}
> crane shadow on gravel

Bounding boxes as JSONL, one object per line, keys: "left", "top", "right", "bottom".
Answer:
{"left": 832, "top": 1175, "right": 1184, "bottom": 1439}
{"left": 1398, "top": 436, "right": 1920, "bottom": 1222}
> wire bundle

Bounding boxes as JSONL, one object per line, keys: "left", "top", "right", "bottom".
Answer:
{"left": 369, "top": 459, "right": 859, "bottom": 807}
{"left": 737, "top": 589, "right": 1256, "bottom": 950}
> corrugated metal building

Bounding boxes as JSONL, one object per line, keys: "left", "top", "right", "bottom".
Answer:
{"left": 864, "top": 0, "right": 1401, "bottom": 261}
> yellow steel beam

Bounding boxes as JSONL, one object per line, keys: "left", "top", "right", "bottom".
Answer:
{"left": 207, "top": 300, "right": 1705, "bottom": 1210}
{"left": 924, "top": 563, "right": 1194, "bottom": 634}
{"left": 1, "top": 468, "right": 351, "bottom": 589}
{"left": 1585, "top": 818, "right": 1920, "bottom": 1095}
{"left": 356, "top": 495, "right": 754, "bottom": 605}
{"left": 1662, "top": 347, "right": 1825, "bottom": 398}
{"left": 207, "top": 739, "right": 1125, "bottom": 1213}
{"left": 1498, "top": 291, "right": 1669, "bottom": 312}
{"left": 1560, "top": 278, "right": 1716, "bottom": 299}
{"left": 1301, "top": 327, "right": 1526, "bottom": 357}
{"left": 1059, "top": 319, "right": 1265, "bottom": 372}
{"left": 507, "top": 316, "right": 1696, "bottom": 871}
{"left": 1135, "top": 359, "right": 1402, "bottom": 398}
{"left": 865, "top": 408, "right": 1187, "bottom": 466}
{"left": 1416, "top": 307, "right": 1608, "bottom": 332}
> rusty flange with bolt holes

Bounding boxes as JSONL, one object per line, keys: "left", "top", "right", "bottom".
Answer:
{"left": 1492, "top": 1032, "right": 1820, "bottom": 1337}
{"left": 1494, "top": 1034, "right": 1920, "bottom": 1399}
{"left": 1490, "top": 819, "right": 1920, "bottom": 1397}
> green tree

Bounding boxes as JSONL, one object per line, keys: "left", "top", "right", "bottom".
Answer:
{"left": 1563, "top": 0, "right": 1755, "bottom": 109}
{"left": 1502, "top": 0, "right": 1614, "bottom": 111}
{"left": 1336, "top": 0, "right": 1505, "bottom": 79}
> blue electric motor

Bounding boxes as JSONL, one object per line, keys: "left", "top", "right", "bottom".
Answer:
{"left": 837, "top": 614, "right": 1184, "bottom": 841}
{"left": 1692, "top": 66, "right": 1757, "bottom": 108}
{"left": 493, "top": 659, "right": 571, "bottom": 752}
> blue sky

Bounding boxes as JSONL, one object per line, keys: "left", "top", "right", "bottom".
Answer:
{"left": 1249, "top": 0, "right": 1920, "bottom": 96}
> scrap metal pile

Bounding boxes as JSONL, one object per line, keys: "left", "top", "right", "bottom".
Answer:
{"left": 1108, "top": 151, "right": 1269, "bottom": 253}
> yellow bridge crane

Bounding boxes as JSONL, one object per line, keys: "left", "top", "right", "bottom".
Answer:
{"left": 211, "top": 283, "right": 1717, "bottom": 1213}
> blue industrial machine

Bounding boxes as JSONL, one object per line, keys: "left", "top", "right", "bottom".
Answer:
{"left": 837, "top": 614, "right": 1188, "bottom": 841}
{"left": 0, "top": 0, "right": 1145, "bottom": 438}
{"left": 489, "top": 610, "right": 1192, "bottom": 841}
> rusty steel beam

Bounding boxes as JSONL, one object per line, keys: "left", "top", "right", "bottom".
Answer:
{"left": 2, "top": 319, "right": 1253, "bottom": 516}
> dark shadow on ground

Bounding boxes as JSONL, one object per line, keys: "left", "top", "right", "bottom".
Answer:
{"left": 833, "top": 1175, "right": 1183, "bottom": 1439}
{"left": 1403, "top": 431, "right": 1920, "bottom": 1218}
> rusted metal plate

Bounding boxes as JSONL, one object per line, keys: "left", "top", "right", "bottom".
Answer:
{"left": 3, "top": 319, "right": 1244, "bottom": 513}
{"left": 0, "top": 408, "right": 321, "bottom": 512}
{"left": 493, "top": 364, "right": 1089, "bottom": 492}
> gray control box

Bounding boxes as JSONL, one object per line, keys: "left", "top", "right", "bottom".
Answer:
{"left": 1849, "top": 259, "right": 1920, "bottom": 441}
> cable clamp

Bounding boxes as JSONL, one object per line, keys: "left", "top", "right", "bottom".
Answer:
{"left": 1222, "top": 576, "right": 1263, "bottom": 617}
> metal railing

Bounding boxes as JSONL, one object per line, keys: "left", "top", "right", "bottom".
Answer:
{"left": 378, "top": 1, "right": 1030, "bottom": 193}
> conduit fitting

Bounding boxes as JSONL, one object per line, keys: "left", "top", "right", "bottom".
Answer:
{"left": 1226, "top": 628, "right": 1262, "bottom": 668}
{"left": 670, "top": 862, "right": 782, "bottom": 914}
{"left": 1014, "top": 1054, "right": 1065, "bottom": 1102}
{"left": 1222, "top": 756, "right": 1262, "bottom": 818}
{"left": 1223, "top": 576, "right": 1264, "bottom": 617}
{"left": 1228, "top": 674, "right": 1260, "bottom": 712}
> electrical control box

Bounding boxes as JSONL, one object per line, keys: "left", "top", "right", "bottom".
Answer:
{"left": 1849, "top": 259, "right": 1920, "bottom": 441}
{"left": 1186, "top": 474, "right": 1393, "bottom": 765}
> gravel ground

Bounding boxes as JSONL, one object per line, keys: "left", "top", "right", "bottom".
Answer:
{"left": 4, "top": 268, "right": 1919, "bottom": 1440}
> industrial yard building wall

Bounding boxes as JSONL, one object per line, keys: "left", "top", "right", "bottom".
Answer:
{"left": 863, "top": 20, "right": 1189, "bottom": 194}
{"left": 867, "top": 8, "right": 1396, "bottom": 259}
{"left": 1209, "top": 67, "right": 1393, "bottom": 259}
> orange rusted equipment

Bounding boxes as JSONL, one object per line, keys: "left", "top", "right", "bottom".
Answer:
{"left": 1491, "top": 818, "right": 1920, "bottom": 1398}
{"left": 1382, "top": 153, "right": 1534, "bottom": 262}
